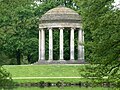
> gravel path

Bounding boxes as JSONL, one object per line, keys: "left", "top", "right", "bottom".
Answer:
{"left": 12, "top": 77, "right": 83, "bottom": 79}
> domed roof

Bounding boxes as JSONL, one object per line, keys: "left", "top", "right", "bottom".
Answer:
{"left": 39, "top": 6, "right": 82, "bottom": 28}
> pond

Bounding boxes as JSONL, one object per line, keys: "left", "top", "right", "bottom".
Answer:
{"left": 5, "top": 86, "right": 117, "bottom": 90}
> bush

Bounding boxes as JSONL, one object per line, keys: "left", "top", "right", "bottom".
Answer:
{"left": 0, "top": 66, "right": 14, "bottom": 89}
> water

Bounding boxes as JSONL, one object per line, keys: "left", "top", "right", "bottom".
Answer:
{"left": 6, "top": 87, "right": 117, "bottom": 90}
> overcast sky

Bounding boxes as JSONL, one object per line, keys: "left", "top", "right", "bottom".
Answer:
{"left": 114, "top": 0, "right": 120, "bottom": 8}
{"left": 115, "top": 0, "right": 120, "bottom": 4}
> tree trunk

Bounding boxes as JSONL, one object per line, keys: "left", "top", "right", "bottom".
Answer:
{"left": 27, "top": 54, "right": 31, "bottom": 63}
{"left": 16, "top": 49, "right": 21, "bottom": 65}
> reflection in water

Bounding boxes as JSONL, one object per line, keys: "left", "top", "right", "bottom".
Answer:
{"left": 4, "top": 86, "right": 116, "bottom": 90}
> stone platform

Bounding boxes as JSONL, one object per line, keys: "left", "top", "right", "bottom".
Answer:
{"left": 34, "top": 60, "right": 85, "bottom": 64}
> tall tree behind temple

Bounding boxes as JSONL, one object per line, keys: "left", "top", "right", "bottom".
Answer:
{"left": 74, "top": 0, "right": 120, "bottom": 80}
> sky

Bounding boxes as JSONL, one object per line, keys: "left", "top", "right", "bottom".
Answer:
{"left": 115, "top": 0, "right": 120, "bottom": 4}
{"left": 114, "top": 0, "right": 120, "bottom": 8}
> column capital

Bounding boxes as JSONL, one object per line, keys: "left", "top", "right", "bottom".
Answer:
{"left": 79, "top": 27, "right": 82, "bottom": 30}
{"left": 48, "top": 27, "right": 53, "bottom": 30}
{"left": 40, "top": 28, "right": 44, "bottom": 30}
{"left": 71, "top": 27, "right": 76, "bottom": 30}
{"left": 59, "top": 27, "right": 64, "bottom": 30}
{"left": 39, "top": 26, "right": 43, "bottom": 29}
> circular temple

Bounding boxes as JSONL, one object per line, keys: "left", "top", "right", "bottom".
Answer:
{"left": 39, "top": 6, "right": 82, "bottom": 28}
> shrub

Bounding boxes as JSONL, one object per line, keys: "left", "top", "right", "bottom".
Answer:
{"left": 0, "top": 66, "right": 14, "bottom": 89}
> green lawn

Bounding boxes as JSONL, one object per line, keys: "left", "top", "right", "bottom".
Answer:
{"left": 3, "top": 64, "right": 86, "bottom": 83}
{"left": 13, "top": 78, "right": 90, "bottom": 83}
{"left": 3, "top": 64, "right": 85, "bottom": 77}
{"left": 14, "top": 87, "right": 114, "bottom": 90}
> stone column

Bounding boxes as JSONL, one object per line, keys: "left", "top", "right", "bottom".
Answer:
{"left": 82, "top": 31, "right": 84, "bottom": 60}
{"left": 49, "top": 28, "right": 53, "bottom": 60}
{"left": 70, "top": 28, "right": 75, "bottom": 60}
{"left": 38, "top": 30, "right": 41, "bottom": 60}
{"left": 41, "top": 28, "right": 45, "bottom": 60}
{"left": 59, "top": 28, "right": 64, "bottom": 60}
{"left": 78, "top": 28, "right": 84, "bottom": 62}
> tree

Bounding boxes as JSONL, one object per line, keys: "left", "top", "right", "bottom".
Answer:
{"left": 0, "top": 66, "right": 14, "bottom": 89}
{"left": 0, "top": 0, "right": 38, "bottom": 64}
{"left": 0, "top": 0, "right": 80, "bottom": 64}
{"left": 75, "top": 0, "right": 120, "bottom": 80}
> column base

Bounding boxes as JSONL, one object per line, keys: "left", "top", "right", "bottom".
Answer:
{"left": 69, "top": 59, "right": 74, "bottom": 62}
{"left": 38, "top": 59, "right": 45, "bottom": 62}
{"left": 34, "top": 60, "right": 85, "bottom": 65}
{"left": 78, "top": 59, "right": 85, "bottom": 63}
{"left": 48, "top": 60, "right": 53, "bottom": 62}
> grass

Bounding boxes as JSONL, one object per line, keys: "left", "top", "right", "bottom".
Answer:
{"left": 13, "top": 78, "right": 91, "bottom": 83}
{"left": 3, "top": 64, "right": 86, "bottom": 83}
{"left": 3, "top": 64, "right": 85, "bottom": 77}
{"left": 14, "top": 87, "right": 114, "bottom": 90}
{"left": 2, "top": 64, "right": 118, "bottom": 89}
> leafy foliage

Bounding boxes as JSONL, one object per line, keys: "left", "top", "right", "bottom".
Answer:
{"left": 0, "top": 66, "right": 14, "bottom": 89}
{"left": 75, "top": 0, "right": 120, "bottom": 81}
{"left": 0, "top": 0, "right": 80, "bottom": 64}
{"left": 0, "top": 0, "right": 37, "bottom": 64}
